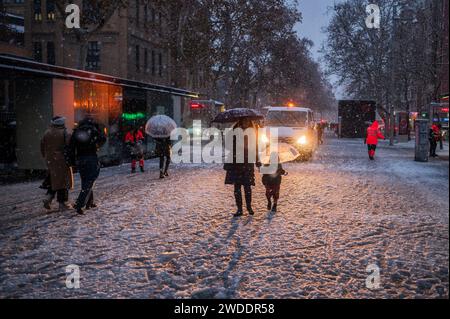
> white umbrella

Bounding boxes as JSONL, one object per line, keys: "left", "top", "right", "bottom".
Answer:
{"left": 260, "top": 143, "right": 300, "bottom": 164}
{"left": 145, "top": 115, "right": 177, "bottom": 138}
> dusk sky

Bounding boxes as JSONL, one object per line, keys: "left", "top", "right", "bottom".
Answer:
{"left": 295, "top": 0, "right": 343, "bottom": 98}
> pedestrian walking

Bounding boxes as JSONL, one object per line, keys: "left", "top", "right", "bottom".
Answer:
{"left": 125, "top": 127, "right": 145, "bottom": 173}
{"left": 262, "top": 156, "right": 287, "bottom": 213}
{"left": 70, "top": 116, "right": 107, "bottom": 215}
{"left": 429, "top": 124, "right": 439, "bottom": 157}
{"left": 316, "top": 122, "right": 324, "bottom": 145}
{"left": 40, "top": 116, "right": 74, "bottom": 211}
{"left": 365, "top": 121, "right": 385, "bottom": 160}
{"left": 437, "top": 124, "right": 444, "bottom": 150}
{"left": 155, "top": 137, "right": 171, "bottom": 179}
{"left": 145, "top": 115, "right": 177, "bottom": 179}
{"left": 224, "top": 118, "right": 261, "bottom": 217}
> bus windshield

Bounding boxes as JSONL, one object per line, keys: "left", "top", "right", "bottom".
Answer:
{"left": 266, "top": 111, "right": 307, "bottom": 127}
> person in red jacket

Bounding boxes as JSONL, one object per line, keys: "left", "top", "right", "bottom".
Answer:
{"left": 365, "top": 121, "right": 385, "bottom": 160}
{"left": 125, "top": 128, "right": 145, "bottom": 173}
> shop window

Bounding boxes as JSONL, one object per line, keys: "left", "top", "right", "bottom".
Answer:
{"left": 74, "top": 81, "right": 123, "bottom": 135}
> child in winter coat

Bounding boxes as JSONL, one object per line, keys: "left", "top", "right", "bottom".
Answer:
{"left": 262, "top": 157, "right": 288, "bottom": 213}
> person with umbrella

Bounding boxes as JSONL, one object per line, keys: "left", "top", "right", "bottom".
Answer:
{"left": 145, "top": 115, "right": 177, "bottom": 179}
{"left": 215, "top": 109, "right": 263, "bottom": 217}
{"left": 155, "top": 137, "right": 172, "bottom": 178}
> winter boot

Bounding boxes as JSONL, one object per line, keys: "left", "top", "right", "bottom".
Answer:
{"left": 43, "top": 194, "right": 53, "bottom": 210}
{"left": 140, "top": 166, "right": 145, "bottom": 173}
{"left": 247, "top": 207, "right": 255, "bottom": 216}
{"left": 233, "top": 210, "right": 243, "bottom": 217}
{"left": 59, "top": 202, "right": 72, "bottom": 212}
{"left": 267, "top": 199, "right": 272, "bottom": 211}
{"left": 159, "top": 170, "right": 165, "bottom": 179}
{"left": 271, "top": 202, "right": 278, "bottom": 213}
{"left": 86, "top": 203, "right": 97, "bottom": 210}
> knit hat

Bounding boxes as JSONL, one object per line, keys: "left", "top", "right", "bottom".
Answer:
{"left": 51, "top": 116, "right": 66, "bottom": 127}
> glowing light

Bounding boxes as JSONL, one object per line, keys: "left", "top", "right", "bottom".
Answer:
{"left": 260, "top": 134, "right": 269, "bottom": 144}
{"left": 297, "top": 135, "right": 307, "bottom": 145}
{"left": 122, "top": 112, "right": 146, "bottom": 121}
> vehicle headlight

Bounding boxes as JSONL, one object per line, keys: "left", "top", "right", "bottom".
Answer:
{"left": 260, "top": 134, "right": 269, "bottom": 144}
{"left": 297, "top": 135, "right": 307, "bottom": 145}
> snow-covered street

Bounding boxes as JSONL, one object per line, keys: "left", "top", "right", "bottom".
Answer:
{"left": 0, "top": 136, "right": 448, "bottom": 299}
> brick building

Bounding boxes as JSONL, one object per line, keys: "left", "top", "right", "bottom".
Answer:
{"left": 24, "top": 0, "right": 170, "bottom": 86}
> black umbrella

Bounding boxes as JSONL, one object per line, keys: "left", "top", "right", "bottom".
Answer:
{"left": 212, "top": 108, "right": 264, "bottom": 123}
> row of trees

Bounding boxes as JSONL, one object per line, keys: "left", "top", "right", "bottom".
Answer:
{"left": 154, "top": 0, "right": 336, "bottom": 112}
{"left": 323, "top": 0, "right": 447, "bottom": 117}
{"left": 51, "top": 0, "right": 335, "bottom": 114}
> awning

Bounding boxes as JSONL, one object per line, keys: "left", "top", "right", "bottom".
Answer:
{"left": 0, "top": 54, "right": 199, "bottom": 98}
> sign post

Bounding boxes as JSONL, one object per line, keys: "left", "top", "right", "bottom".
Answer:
{"left": 415, "top": 119, "right": 429, "bottom": 162}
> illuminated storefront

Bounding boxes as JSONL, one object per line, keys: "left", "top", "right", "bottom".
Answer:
{"left": 0, "top": 55, "right": 198, "bottom": 169}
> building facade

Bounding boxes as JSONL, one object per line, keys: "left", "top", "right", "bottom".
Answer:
{"left": 24, "top": 0, "right": 171, "bottom": 86}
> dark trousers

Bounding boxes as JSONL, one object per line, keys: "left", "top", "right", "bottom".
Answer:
{"left": 159, "top": 155, "right": 170, "bottom": 172}
{"left": 430, "top": 140, "right": 438, "bottom": 156}
{"left": 265, "top": 184, "right": 281, "bottom": 202}
{"left": 76, "top": 156, "right": 100, "bottom": 209}
{"left": 368, "top": 144, "right": 377, "bottom": 158}
{"left": 47, "top": 189, "right": 68, "bottom": 203}
{"left": 234, "top": 184, "right": 252, "bottom": 211}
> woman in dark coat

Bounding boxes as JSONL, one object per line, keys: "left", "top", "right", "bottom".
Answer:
{"left": 155, "top": 137, "right": 172, "bottom": 178}
{"left": 224, "top": 118, "right": 260, "bottom": 217}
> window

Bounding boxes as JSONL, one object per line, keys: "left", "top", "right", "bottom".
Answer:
{"left": 158, "top": 52, "right": 163, "bottom": 77}
{"left": 34, "top": 0, "right": 42, "bottom": 21}
{"left": 33, "top": 42, "right": 42, "bottom": 62}
{"left": 144, "top": 48, "right": 148, "bottom": 72}
{"left": 86, "top": 41, "right": 101, "bottom": 71}
{"left": 46, "top": 0, "right": 55, "bottom": 21}
{"left": 47, "top": 41, "right": 55, "bottom": 65}
{"left": 266, "top": 111, "right": 307, "bottom": 128}
{"left": 135, "top": 0, "right": 140, "bottom": 25}
{"left": 151, "top": 8, "right": 156, "bottom": 23}
{"left": 151, "top": 50, "right": 155, "bottom": 76}
{"left": 135, "top": 45, "right": 140, "bottom": 72}
{"left": 144, "top": 4, "right": 148, "bottom": 24}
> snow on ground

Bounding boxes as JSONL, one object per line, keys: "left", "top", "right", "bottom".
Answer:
{"left": 0, "top": 136, "right": 448, "bottom": 299}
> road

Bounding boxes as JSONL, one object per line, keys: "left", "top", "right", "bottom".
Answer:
{"left": 0, "top": 136, "right": 448, "bottom": 299}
